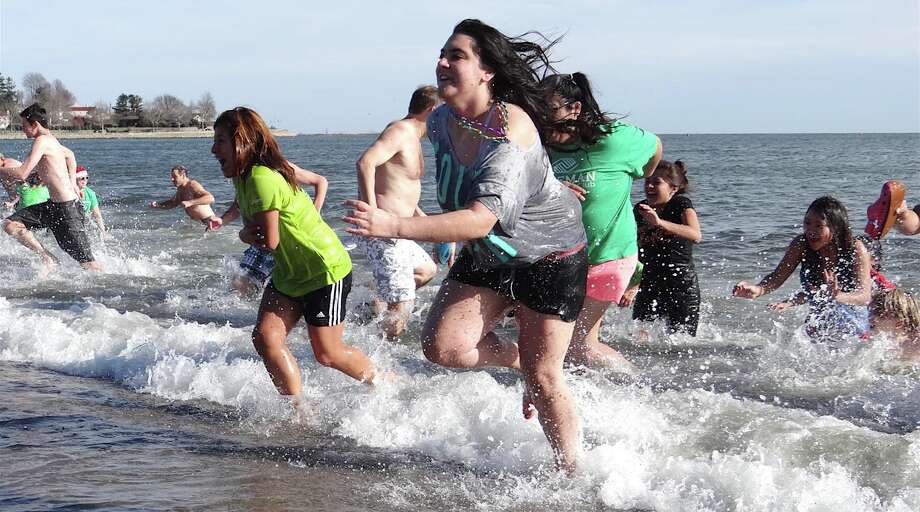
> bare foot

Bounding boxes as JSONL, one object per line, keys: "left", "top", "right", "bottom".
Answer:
{"left": 368, "top": 370, "right": 399, "bottom": 386}
{"left": 522, "top": 381, "right": 536, "bottom": 420}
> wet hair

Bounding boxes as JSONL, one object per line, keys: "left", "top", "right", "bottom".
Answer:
{"left": 213, "top": 107, "right": 297, "bottom": 188}
{"left": 652, "top": 160, "right": 689, "bottom": 195}
{"left": 451, "top": 19, "right": 559, "bottom": 139}
{"left": 806, "top": 196, "right": 856, "bottom": 262}
{"left": 171, "top": 165, "right": 188, "bottom": 176}
{"left": 408, "top": 85, "right": 440, "bottom": 115}
{"left": 854, "top": 233, "right": 882, "bottom": 271}
{"left": 540, "top": 72, "right": 615, "bottom": 147}
{"left": 20, "top": 103, "right": 49, "bottom": 129}
{"left": 871, "top": 288, "right": 920, "bottom": 334}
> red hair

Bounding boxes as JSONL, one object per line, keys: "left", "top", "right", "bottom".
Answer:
{"left": 213, "top": 107, "right": 296, "bottom": 188}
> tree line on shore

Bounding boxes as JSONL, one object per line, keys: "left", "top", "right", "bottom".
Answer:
{"left": 0, "top": 72, "right": 216, "bottom": 131}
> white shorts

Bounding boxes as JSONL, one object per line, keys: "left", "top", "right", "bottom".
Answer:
{"left": 357, "top": 237, "right": 433, "bottom": 303}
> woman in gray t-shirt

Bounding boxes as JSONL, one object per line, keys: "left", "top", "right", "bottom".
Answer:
{"left": 346, "top": 19, "right": 587, "bottom": 473}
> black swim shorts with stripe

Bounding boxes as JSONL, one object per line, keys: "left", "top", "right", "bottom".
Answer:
{"left": 267, "top": 272, "right": 352, "bottom": 327}
{"left": 6, "top": 199, "right": 95, "bottom": 263}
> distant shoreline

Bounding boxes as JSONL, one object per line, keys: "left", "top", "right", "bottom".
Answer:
{"left": 0, "top": 129, "right": 296, "bottom": 140}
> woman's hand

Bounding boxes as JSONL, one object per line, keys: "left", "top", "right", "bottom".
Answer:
{"left": 206, "top": 216, "right": 223, "bottom": 231}
{"left": 239, "top": 224, "right": 266, "bottom": 248}
{"left": 822, "top": 269, "right": 840, "bottom": 300}
{"left": 732, "top": 281, "right": 764, "bottom": 299}
{"left": 343, "top": 199, "right": 400, "bottom": 238}
{"left": 636, "top": 204, "right": 661, "bottom": 227}
{"left": 618, "top": 287, "right": 638, "bottom": 308}
{"left": 561, "top": 181, "right": 587, "bottom": 202}
{"left": 768, "top": 301, "right": 793, "bottom": 311}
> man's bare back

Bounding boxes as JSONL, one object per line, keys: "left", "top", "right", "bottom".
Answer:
{"left": 357, "top": 118, "right": 426, "bottom": 219}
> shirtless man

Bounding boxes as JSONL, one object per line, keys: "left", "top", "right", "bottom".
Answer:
{"left": 0, "top": 104, "right": 100, "bottom": 272}
{"left": 149, "top": 165, "right": 216, "bottom": 223}
{"left": 355, "top": 85, "right": 441, "bottom": 339}
{"left": 207, "top": 162, "right": 328, "bottom": 296}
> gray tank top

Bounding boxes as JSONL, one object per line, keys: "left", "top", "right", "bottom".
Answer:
{"left": 427, "top": 104, "right": 586, "bottom": 267}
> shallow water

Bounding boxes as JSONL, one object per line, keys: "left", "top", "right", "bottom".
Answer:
{"left": 0, "top": 133, "right": 918, "bottom": 511}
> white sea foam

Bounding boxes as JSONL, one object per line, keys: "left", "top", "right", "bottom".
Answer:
{"left": 0, "top": 296, "right": 917, "bottom": 510}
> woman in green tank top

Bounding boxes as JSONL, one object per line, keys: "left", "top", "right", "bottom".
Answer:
{"left": 212, "top": 107, "right": 378, "bottom": 402}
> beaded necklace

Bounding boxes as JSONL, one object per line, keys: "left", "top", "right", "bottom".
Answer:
{"left": 449, "top": 101, "right": 509, "bottom": 143}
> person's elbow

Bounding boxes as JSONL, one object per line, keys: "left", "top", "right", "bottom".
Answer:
{"left": 263, "top": 232, "right": 280, "bottom": 251}
{"left": 464, "top": 210, "right": 498, "bottom": 239}
{"left": 690, "top": 229, "right": 703, "bottom": 244}
{"left": 356, "top": 155, "right": 378, "bottom": 176}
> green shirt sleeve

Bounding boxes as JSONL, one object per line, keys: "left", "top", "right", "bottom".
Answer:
{"left": 601, "top": 122, "right": 659, "bottom": 178}
{"left": 248, "top": 170, "right": 290, "bottom": 214}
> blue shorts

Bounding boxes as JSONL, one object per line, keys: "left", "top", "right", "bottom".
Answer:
{"left": 239, "top": 246, "right": 275, "bottom": 283}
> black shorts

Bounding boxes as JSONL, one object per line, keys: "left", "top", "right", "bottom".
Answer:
{"left": 447, "top": 245, "right": 587, "bottom": 322}
{"left": 6, "top": 200, "right": 94, "bottom": 263}
{"left": 632, "top": 264, "right": 700, "bottom": 336}
{"left": 268, "top": 272, "right": 352, "bottom": 327}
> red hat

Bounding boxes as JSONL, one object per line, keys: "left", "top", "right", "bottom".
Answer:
{"left": 75, "top": 166, "right": 88, "bottom": 179}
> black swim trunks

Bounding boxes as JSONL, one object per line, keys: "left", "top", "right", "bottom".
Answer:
{"left": 447, "top": 245, "right": 587, "bottom": 322}
{"left": 6, "top": 199, "right": 95, "bottom": 263}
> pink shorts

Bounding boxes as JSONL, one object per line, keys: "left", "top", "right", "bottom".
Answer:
{"left": 586, "top": 253, "right": 639, "bottom": 303}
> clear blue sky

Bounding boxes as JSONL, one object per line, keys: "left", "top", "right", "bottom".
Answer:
{"left": 1, "top": 0, "right": 917, "bottom": 134}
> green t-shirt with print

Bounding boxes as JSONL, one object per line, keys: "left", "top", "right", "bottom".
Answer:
{"left": 16, "top": 183, "right": 50, "bottom": 208}
{"left": 548, "top": 122, "right": 658, "bottom": 264}
{"left": 233, "top": 165, "right": 351, "bottom": 297}
{"left": 81, "top": 186, "right": 99, "bottom": 213}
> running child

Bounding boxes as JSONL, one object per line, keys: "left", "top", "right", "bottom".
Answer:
{"left": 540, "top": 72, "right": 661, "bottom": 369}
{"left": 632, "top": 160, "right": 702, "bottom": 335}
{"left": 211, "top": 107, "right": 378, "bottom": 399}
{"left": 733, "top": 196, "right": 872, "bottom": 338}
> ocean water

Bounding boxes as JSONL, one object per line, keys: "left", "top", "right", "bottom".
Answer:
{"left": 0, "top": 133, "right": 918, "bottom": 511}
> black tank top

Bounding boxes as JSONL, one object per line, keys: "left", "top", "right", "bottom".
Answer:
{"left": 799, "top": 238, "right": 858, "bottom": 293}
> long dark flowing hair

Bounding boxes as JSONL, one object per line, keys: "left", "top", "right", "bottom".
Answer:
{"left": 452, "top": 19, "right": 559, "bottom": 140}
{"left": 213, "top": 107, "right": 297, "bottom": 188}
{"left": 806, "top": 196, "right": 856, "bottom": 262}
{"left": 540, "top": 72, "right": 616, "bottom": 148}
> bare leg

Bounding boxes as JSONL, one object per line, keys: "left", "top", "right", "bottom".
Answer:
{"left": 516, "top": 306, "right": 580, "bottom": 474}
{"left": 3, "top": 220, "right": 59, "bottom": 269}
{"left": 566, "top": 297, "right": 636, "bottom": 371}
{"left": 253, "top": 286, "right": 306, "bottom": 396}
{"left": 307, "top": 321, "right": 377, "bottom": 384}
{"left": 421, "top": 279, "right": 519, "bottom": 370}
{"left": 231, "top": 275, "right": 261, "bottom": 297}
